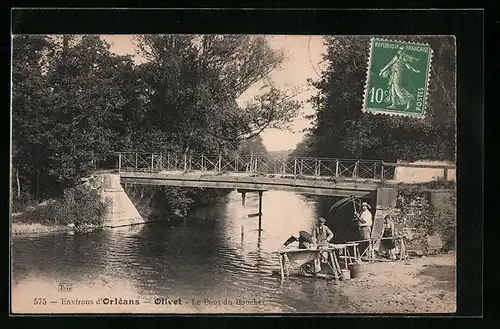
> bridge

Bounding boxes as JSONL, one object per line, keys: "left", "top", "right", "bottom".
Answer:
{"left": 110, "top": 152, "right": 454, "bottom": 231}
{"left": 116, "top": 152, "right": 454, "bottom": 196}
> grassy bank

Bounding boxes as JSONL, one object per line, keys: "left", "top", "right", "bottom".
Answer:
{"left": 11, "top": 223, "right": 73, "bottom": 235}
{"left": 12, "top": 179, "right": 231, "bottom": 235}
{"left": 11, "top": 184, "right": 111, "bottom": 235}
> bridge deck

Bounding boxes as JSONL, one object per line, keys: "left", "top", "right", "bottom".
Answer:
{"left": 119, "top": 171, "right": 379, "bottom": 198}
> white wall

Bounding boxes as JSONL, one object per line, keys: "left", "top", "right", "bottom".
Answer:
{"left": 394, "top": 160, "right": 456, "bottom": 183}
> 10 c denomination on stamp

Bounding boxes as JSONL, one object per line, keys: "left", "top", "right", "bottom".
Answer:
{"left": 362, "top": 38, "right": 433, "bottom": 118}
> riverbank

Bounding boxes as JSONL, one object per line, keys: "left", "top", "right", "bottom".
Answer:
{"left": 11, "top": 223, "right": 73, "bottom": 236}
{"left": 11, "top": 222, "right": 104, "bottom": 236}
{"left": 335, "top": 252, "right": 456, "bottom": 313}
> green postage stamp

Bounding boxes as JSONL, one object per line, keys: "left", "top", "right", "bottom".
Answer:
{"left": 363, "top": 38, "right": 433, "bottom": 118}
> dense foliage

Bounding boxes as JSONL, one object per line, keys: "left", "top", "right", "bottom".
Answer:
{"left": 394, "top": 190, "right": 456, "bottom": 251}
{"left": 12, "top": 35, "right": 299, "bottom": 200}
{"left": 13, "top": 184, "right": 111, "bottom": 227}
{"left": 12, "top": 35, "right": 300, "bottom": 217}
{"left": 299, "top": 36, "right": 456, "bottom": 162}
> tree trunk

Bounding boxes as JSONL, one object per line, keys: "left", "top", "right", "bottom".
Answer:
{"left": 16, "top": 167, "right": 20, "bottom": 199}
{"left": 36, "top": 152, "right": 40, "bottom": 201}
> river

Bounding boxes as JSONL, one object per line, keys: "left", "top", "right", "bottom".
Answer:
{"left": 11, "top": 190, "right": 357, "bottom": 313}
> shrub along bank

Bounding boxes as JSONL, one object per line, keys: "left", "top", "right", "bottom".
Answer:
{"left": 12, "top": 180, "right": 231, "bottom": 235}
{"left": 11, "top": 184, "right": 111, "bottom": 234}
{"left": 393, "top": 188, "right": 456, "bottom": 252}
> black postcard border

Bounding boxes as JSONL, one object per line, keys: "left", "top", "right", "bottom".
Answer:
{"left": 7, "top": 7, "right": 484, "bottom": 324}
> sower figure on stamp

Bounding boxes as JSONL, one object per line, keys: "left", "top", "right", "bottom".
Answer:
{"left": 379, "top": 47, "right": 421, "bottom": 110}
{"left": 354, "top": 202, "right": 373, "bottom": 260}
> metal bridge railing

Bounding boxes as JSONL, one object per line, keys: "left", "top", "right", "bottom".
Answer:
{"left": 115, "top": 151, "right": 456, "bottom": 182}
{"left": 116, "top": 152, "right": 405, "bottom": 181}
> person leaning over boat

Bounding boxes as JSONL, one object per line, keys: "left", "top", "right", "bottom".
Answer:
{"left": 354, "top": 202, "right": 373, "bottom": 259}
{"left": 282, "top": 231, "right": 317, "bottom": 249}
{"left": 298, "top": 230, "right": 317, "bottom": 249}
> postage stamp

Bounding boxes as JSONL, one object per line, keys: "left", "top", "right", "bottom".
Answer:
{"left": 362, "top": 38, "right": 433, "bottom": 118}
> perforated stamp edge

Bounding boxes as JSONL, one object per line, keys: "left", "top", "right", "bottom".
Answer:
{"left": 361, "top": 37, "right": 434, "bottom": 119}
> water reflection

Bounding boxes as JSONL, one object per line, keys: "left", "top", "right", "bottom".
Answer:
{"left": 11, "top": 190, "right": 354, "bottom": 313}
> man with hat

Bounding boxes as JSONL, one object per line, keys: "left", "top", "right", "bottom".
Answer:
{"left": 312, "top": 217, "right": 334, "bottom": 248}
{"left": 311, "top": 217, "right": 334, "bottom": 273}
{"left": 355, "top": 202, "right": 373, "bottom": 259}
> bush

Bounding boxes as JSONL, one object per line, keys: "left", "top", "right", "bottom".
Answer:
{"left": 13, "top": 184, "right": 111, "bottom": 227}
{"left": 394, "top": 190, "right": 456, "bottom": 251}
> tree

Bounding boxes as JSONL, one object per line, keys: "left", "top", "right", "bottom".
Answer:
{"left": 236, "top": 135, "right": 269, "bottom": 157}
{"left": 42, "top": 35, "right": 139, "bottom": 190}
{"left": 237, "top": 84, "right": 302, "bottom": 141}
{"left": 307, "top": 36, "right": 456, "bottom": 162}
{"left": 12, "top": 35, "right": 54, "bottom": 200}
{"left": 12, "top": 33, "right": 303, "bottom": 211}
{"left": 290, "top": 133, "right": 315, "bottom": 157}
{"left": 133, "top": 34, "right": 301, "bottom": 154}
{"left": 11, "top": 35, "right": 140, "bottom": 198}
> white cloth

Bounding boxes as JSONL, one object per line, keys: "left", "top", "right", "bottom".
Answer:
{"left": 358, "top": 210, "right": 373, "bottom": 227}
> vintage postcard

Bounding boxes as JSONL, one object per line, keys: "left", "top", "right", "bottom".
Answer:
{"left": 10, "top": 33, "right": 457, "bottom": 314}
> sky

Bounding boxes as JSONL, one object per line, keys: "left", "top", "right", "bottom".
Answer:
{"left": 101, "top": 35, "right": 327, "bottom": 152}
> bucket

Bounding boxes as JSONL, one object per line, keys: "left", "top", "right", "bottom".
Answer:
{"left": 341, "top": 269, "right": 351, "bottom": 280}
{"left": 348, "top": 263, "right": 367, "bottom": 278}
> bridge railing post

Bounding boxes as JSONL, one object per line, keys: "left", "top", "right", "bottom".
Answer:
{"left": 118, "top": 153, "right": 121, "bottom": 173}
{"left": 335, "top": 159, "right": 339, "bottom": 177}
{"left": 135, "top": 153, "right": 138, "bottom": 169}
{"left": 294, "top": 158, "right": 297, "bottom": 178}
{"left": 151, "top": 153, "right": 154, "bottom": 173}
{"left": 381, "top": 162, "right": 385, "bottom": 180}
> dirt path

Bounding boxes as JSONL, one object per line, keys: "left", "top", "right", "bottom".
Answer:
{"left": 334, "top": 252, "right": 456, "bottom": 313}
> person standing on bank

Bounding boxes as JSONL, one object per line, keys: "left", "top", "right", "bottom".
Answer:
{"left": 312, "top": 217, "right": 334, "bottom": 248}
{"left": 381, "top": 215, "right": 397, "bottom": 260}
{"left": 312, "top": 217, "right": 334, "bottom": 273}
{"left": 354, "top": 202, "right": 373, "bottom": 259}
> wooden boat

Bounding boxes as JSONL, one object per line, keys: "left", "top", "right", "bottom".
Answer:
{"left": 274, "top": 242, "right": 363, "bottom": 283}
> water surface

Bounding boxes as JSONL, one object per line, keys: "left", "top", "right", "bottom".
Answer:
{"left": 11, "top": 190, "right": 357, "bottom": 313}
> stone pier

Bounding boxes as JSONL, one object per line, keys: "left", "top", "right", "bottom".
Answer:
{"left": 94, "top": 174, "right": 145, "bottom": 228}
